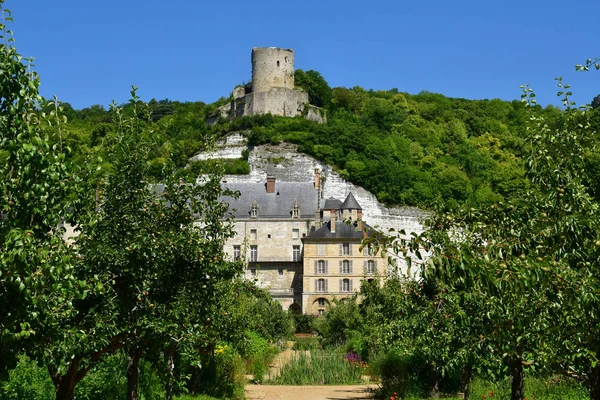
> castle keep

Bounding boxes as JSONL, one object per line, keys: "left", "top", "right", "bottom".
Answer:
{"left": 210, "top": 47, "right": 325, "bottom": 123}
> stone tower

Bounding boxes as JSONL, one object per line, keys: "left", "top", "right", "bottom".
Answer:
{"left": 207, "top": 47, "right": 325, "bottom": 124}
{"left": 251, "top": 47, "right": 295, "bottom": 93}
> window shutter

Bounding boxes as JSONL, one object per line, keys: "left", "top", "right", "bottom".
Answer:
{"left": 363, "top": 260, "right": 367, "bottom": 273}
{"left": 375, "top": 260, "right": 378, "bottom": 273}
{"left": 339, "top": 260, "right": 343, "bottom": 274}
{"left": 325, "top": 260, "right": 328, "bottom": 274}
{"left": 349, "top": 260, "right": 353, "bottom": 274}
{"left": 339, "top": 279, "right": 343, "bottom": 292}
{"left": 350, "top": 279, "right": 353, "bottom": 292}
{"left": 349, "top": 244, "right": 353, "bottom": 256}
{"left": 315, "top": 279, "right": 318, "bottom": 292}
{"left": 325, "top": 279, "right": 328, "bottom": 293}
{"left": 314, "top": 260, "right": 317, "bottom": 274}
{"left": 339, "top": 243, "right": 343, "bottom": 256}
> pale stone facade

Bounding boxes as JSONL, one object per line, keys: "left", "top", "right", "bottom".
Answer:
{"left": 301, "top": 238, "right": 386, "bottom": 315}
{"left": 219, "top": 173, "right": 388, "bottom": 314}
{"left": 301, "top": 194, "right": 388, "bottom": 314}
{"left": 220, "top": 175, "right": 321, "bottom": 311}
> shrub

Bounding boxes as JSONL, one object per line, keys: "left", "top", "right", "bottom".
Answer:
{"left": 0, "top": 355, "right": 53, "bottom": 400}
{"left": 312, "top": 297, "right": 362, "bottom": 348}
{"left": 238, "top": 331, "right": 279, "bottom": 383}
{"left": 292, "top": 313, "right": 316, "bottom": 334}
{"left": 292, "top": 336, "right": 320, "bottom": 351}
{"left": 0, "top": 353, "right": 163, "bottom": 400}
{"left": 470, "top": 375, "right": 587, "bottom": 400}
{"left": 194, "top": 344, "right": 245, "bottom": 400}
{"left": 370, "top": 350, "right": 458, "bottom": 399}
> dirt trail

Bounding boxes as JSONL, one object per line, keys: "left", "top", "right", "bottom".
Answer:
{"left": 245, "top": 384, "right": 377, "bottom": 400}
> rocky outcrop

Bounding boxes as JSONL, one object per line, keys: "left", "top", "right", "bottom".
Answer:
{"left": 192, "top": 135, "right": 427, "bottom": 236}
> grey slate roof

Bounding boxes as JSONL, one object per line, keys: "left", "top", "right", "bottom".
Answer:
{"left": 322, "top": 198, "right": 342, "bottom": 210}
{"left": 303, "top": 221, "right": 375, "bottom": 240}
{"left": 221, "top": 181, "right": 318, "bottom": 218}
{"left": 340, "top": 192, "right": 361, "bottom": 210}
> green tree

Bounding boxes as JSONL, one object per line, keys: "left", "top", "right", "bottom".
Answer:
{"left": 0, "top": 3, "right": 101, "bottom": 389}
{"left": 294, "top": 69, "right": 332, "bottom": 108}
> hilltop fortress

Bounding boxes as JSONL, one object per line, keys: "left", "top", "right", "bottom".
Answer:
{"left": 209, "top": 47, "right": 326, "bottom": 124}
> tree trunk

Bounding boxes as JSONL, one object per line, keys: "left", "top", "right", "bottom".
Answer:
{"left": 590, "top": 362, "right": 600, "bottom": 400}
{"left": 190, "top": 365, "right": 199, "bottom": 395}
{"left": 509, "top": 359, "right": 524, "bottom": 400}
{"left": 165, "top": 348, "right": 175, "bottom": 400}
{"left": 127, "top": 346, "right": 143, "bottom": 400}
{"left": 50, "top": 359, "right": 80, "bottom": 400}
{"left": 430, "top": 367, "right": 440, "bottom": 398}
{"left": 461, "top": 363, "right": 473, "bottom": 400}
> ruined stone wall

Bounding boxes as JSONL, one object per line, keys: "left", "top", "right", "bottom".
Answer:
{"left": 251, "top": 88, "right": 308, "bottom": 117}
{"left": 251, "top": 47, "right": 295, "bottom": 93}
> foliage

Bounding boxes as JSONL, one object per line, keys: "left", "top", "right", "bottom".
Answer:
{"left": 468, "top": 376, "right": 587, "bottom": 400}
{"left": 269, "top": 349, "right": 367, "bottom": 385}
{"left": 238, "top": 331, "right": 278, "bottom": 383}
{"left": 246, "top": 294, "right": 295, "bottom": 343}
{"left": 292, "top": 336, "right": 320, "bottom": 351}
{"left": 193, "top": 344, "right": 245, "bottom": 400}
{"left": 371, "top": 350, "right": 459, "bottom": 399}
{"left": 0, "top": 355, "right": 54, "bottom": 400}
{"left": 294, "top": 69, "right": 332, "bottom": 108}
{"left": 49, "top": 69, "right": 560, "bottom": 210}
{"left": 0, "top": 353, "right": 163, "bottom": 400}
{"left": 292, "top": 313, "right": 316, "bottom": 334}
{"left": 176, "top": 158, "right": 250, "bottom": 181}
{"left": 312, "top": 296, "right": 362, "bottom": 348}
{"left": 363, "top": 63, "right": 600, "bottom": 400}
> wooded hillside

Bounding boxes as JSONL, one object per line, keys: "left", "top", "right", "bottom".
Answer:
{"left": 44, "top": 70, "right": 600, "bottom": 209}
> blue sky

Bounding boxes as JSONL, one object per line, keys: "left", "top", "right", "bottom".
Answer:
{"left": 8, "top": 0, "right": 600, "bottom": 110}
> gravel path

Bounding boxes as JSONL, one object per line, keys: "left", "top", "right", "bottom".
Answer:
{"left": 245, "top": 384, "right": 377, "bottom": 400}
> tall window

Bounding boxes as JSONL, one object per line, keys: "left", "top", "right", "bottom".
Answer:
{"left": 317, "top": 298, "right": 326, "bottom": 307}
{"left": 292, "top": 203, "right": 300, "bottom": 218}
{"left": 342, "top": 242, "right": 351, "bottom": 255}
{"left": 341, "top": 260, "right": 351, "bottom": 274}
{"left": 250, "top": 229, "right": 257, "bottom": 240}
{"left": 292, "top": 229, "right": 299, "bottom": 239}
{"left": 318, "top": 243, "right": 326, "bottom": 256}
{"left": 366, "top": 260, "right": 375, "bottom": 274}
{"left": 250, "top": 245, "right": 258, "bottom": 262}
{"left": 341, "top": 278, "right": 351, "bottom": 292}
{"left": 316, "top": 278, "right": 327, "bottom": 292}
{"left": 233, "top": 245, "right": 241, "bottom": 260}
{"left": 293, "top": 245, "right": 301, "bottom": 262}
{"left": 250, "top": 201, "right": 258, "bottom": 218}
{"left": 317, "top": 260, "right": 326, "bottom": 274}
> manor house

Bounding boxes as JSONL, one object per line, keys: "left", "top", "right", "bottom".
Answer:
{"left": 221, "top": 171, "right": 387, "bottom": 315}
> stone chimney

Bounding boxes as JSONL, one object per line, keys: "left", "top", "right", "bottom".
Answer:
{"left": 356, "top": 210, "right": 364, "bottom": 231}
{"left": 266, "top": 176, "right": 276, "bottom": 193}
{"left": 330, "top": 209, "right": 336, "bottom": 234}
{"left": 314, "top": 168, "right": 320, "bottom": 190}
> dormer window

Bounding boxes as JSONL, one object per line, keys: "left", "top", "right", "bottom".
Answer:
{"left": 292, "top": 202, "right": 300, "bottom": 219}
{"left": 251, "top": 200, "right": 258, "bottom": 218}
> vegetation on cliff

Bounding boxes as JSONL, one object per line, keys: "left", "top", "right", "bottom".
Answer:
{"left": 50, "top": 69, "right": 600, "bottom": 210}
